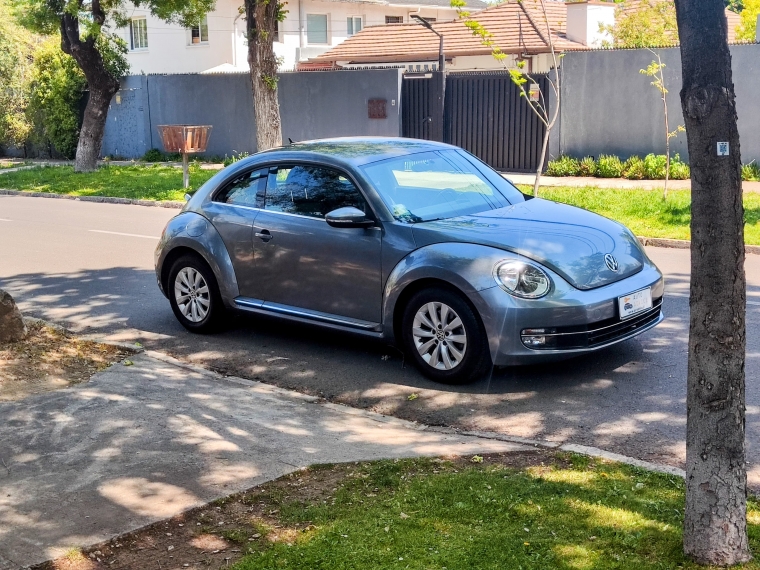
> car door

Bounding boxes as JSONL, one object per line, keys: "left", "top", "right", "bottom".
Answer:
{"left": 250, "top": 163, "right": 383, "bottom": 324}
{"left": 202, "top": 168, "right": 266, "bottom": 298}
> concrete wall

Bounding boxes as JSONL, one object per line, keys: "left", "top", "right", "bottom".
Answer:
{"left": 559, "top": 44, "right": 760, "bottom": 165}
{"left": 278, "top": 69, "right": 402, "bottom": 143}
{"left": 102, "top": 69, "right": 403, "bottom": 159}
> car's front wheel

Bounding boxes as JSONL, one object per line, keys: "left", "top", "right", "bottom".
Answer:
{"left": 168, "top": 254, "right": 224, "bottom": 333}
{"left": 401, "top": 287, "right": 492, "bottom": 384}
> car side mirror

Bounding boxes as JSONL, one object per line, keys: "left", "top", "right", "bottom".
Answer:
{"left": 325, "top": 207, "right": 375, "bottom": 229}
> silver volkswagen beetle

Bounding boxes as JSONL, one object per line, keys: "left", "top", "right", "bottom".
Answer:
{"left": 155, "top": 138, "right": 664, "bottom": 384}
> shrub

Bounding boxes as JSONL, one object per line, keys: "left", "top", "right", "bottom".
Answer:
{"left": 623, "top": 156, "right": 645, "bottom": 180}
{"left": 642, "top": 153, "right": 668, "bottom": 179}
{"left": 578, "top": 156, "right": 597, "bottom": 177}
{"left": 596, "top": 154, "right": 624, "bottom": 178}
{"left": 141, "top": 148, "right": 165, "bottom": 162}
{"left": 669, "top": 154, "right": 690, "bottom": 180}
{"left": 223, "top": 151, "right": 251, "bottom": 167}
{"left": 546, "top": 155, "right": 580, "bottom": 177}
{"left": 743, "top": 162, "right": 760, "bottom": 182}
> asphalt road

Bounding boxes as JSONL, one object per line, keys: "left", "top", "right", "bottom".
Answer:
{"left": 2, "top": 195, "right": 759, "bottom": 488}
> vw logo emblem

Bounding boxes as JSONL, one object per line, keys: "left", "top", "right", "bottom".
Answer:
{"left": 604, "top": 254, "right": 619, "bottom": 272}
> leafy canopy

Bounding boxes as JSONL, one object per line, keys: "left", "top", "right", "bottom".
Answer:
{"left": 16, "top": 0, "right": 216, "bottom": 36}
{"left": 736, "top": 0, "right": 760, "bottom": 40}
{"left": 0, "top": 0, "right": 38, "bottom": 148}
{"left": 601, "top": 0, "right": 678, "bottom": 48}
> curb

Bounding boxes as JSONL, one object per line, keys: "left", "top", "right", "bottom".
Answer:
{"left": 0, "top": 188, "right": 184, "bottom": 209}
{"left": 637, "top": 235, "right": 760, "bottom": 256}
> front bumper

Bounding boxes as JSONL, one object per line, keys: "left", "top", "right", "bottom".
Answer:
{"left": 477, "top": 263, "right": 665, "bottom": 366}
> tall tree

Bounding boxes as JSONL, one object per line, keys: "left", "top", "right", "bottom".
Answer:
{"left": 16, "top": 0, "right": 213, "bottom": 171}
{"left": 674, "top": 0, "right": 751, "bottom": 565}
{"left": 243, "top": 0, "right": 286, "bottom": 150}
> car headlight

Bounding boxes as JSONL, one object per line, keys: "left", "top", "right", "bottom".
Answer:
{"left": 493, "top": 260, "right": 551, "bottom": 299}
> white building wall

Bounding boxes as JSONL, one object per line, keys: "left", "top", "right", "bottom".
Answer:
{"left": 119, "top": 0, "right": 242, "bottom": 74}
{"left": 119, "top": 0, "right": 465, "bottom": 74}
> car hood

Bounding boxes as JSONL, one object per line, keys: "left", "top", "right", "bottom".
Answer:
{"left": 411, "top": 199, "right": 645, "bottom": 290}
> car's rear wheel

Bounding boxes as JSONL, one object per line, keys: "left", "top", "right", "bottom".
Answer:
{"left": 401, "top": 287, "right": 492, "bottom": 384}
{"left": 168, "top": 254, "right": 224, "bottom": 333}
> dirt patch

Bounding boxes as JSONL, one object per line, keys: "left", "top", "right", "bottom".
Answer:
{"left": 33, "top": 450, "right": 556, "bottom": 570}
{"left": 0, "top": 321, "right": 135, "bottom": 401}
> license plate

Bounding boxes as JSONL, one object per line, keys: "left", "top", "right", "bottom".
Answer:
{"left": 618, "top": 287, "right": 653, "bottom": 320}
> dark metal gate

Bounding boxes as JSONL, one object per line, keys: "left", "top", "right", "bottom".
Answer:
{"left": 401, "top": 72, "right": 444, "bottom": 142}
{"left": 401, "top": 71, "right": 548, "bottom": 172}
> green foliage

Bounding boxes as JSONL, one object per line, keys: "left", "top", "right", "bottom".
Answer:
{"left": 743, "top": 161, "right": 760, "bottom": 182}
{"left": 601, "top": 0, "right": 678, "bottom": 48}
{"left": 623, "top": 156, "right": 645, "bottom": 180}
{"left": 0, "top": 0, "right": 37, "bottom": 149}
{"left": 222, "top": 151, "right": 251, "bottom": 167}
{"left": 737, "top": 0, "right": 760, "bottom": 40}
{"left": 577, "top": 156, "right": 597, "bottom": 177}
{"left": 141, "top": 148, "right": 167, "bottom": 162}
{"left": 25, "top": 34, "right": 128, "bottom": 158}
{"left": 596, "top": 154, "right": 624, "bottom": 178}
{"left": 669, "top": 155, "right": 690, "bottom": 180}
{"left": 26, "top": 38, "right": 86, "bottom": 158}
{"left": 642, "top": 153, "right": 668, "bottom": 179}
{"left": 546, "top": 155, "right": 580, "bottom": 177}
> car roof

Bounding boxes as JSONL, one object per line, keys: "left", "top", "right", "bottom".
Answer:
{"left": 254, "top": 137, "right": 457, "bottom": 167}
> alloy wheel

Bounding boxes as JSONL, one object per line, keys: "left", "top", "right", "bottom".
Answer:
{"left": 412, "top": 301, "right": 468, "bottom": 370}
{"left": 174, "top": 267, "right": 211, "bottom": 323}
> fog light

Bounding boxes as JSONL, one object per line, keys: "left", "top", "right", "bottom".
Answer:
{"left": 523, "top": 335, "right": 546, "bottom": 347}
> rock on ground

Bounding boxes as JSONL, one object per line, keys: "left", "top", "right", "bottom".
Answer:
{"left": 0, "top": 288, "right": 27, "bottom": 343}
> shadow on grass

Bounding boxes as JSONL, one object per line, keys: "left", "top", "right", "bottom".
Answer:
{"left": 231, "top": 455, "right": 760, "bottom": 570}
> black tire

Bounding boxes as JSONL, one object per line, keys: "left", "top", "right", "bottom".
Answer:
{"left": 167, "top": 254, "right": 225, "bottom": 333}
{"left": 401, "top": 287, "right": 492, "bottom": 384}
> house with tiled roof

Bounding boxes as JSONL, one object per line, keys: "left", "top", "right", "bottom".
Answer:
{"left": 301, "top": 0, "right": 597, "bottom": 72}
{"left": 116, "top": 0, "right": 487, "bottom": 75}
{"left": 302, "top": 0, "right": 745, "bottom": 72}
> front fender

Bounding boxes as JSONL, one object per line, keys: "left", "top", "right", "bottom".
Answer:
{"left": 382, "top": 242, "right": 523, "bottom": 346}
{"left": 155, "top": 212, "right": 240, "bottom": 307}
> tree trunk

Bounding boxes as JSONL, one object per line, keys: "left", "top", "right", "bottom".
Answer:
{"left": 245, "top": 0, "right": 283, "bottom": 151}
{"left": 60, "top": 13, "right": 119, "bottom": 172}
{"left": 674, "top": 0, "right": 751, "bottom": 565}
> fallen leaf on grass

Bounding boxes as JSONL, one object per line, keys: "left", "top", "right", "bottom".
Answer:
{"left": 471, "top": 455, "right": 484, "bottom": 463}
{"left": 400, "top": 512, "right": 410, "bottom": 519}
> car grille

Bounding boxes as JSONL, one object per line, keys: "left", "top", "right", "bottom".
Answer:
{"left": 521, "top": 296, "right": 663, "bottom": 350}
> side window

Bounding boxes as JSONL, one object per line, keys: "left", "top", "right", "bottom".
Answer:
{"left": 214, "top": 169, "right": 266, "bottom": 207}
{"left": 265, "top": 165, "right": 369, "bottom": 219}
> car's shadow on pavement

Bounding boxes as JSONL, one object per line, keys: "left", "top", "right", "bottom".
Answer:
{"left": 0, "top": 266, "right": 715, "bottom": 484}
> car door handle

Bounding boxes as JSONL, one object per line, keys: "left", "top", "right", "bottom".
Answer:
{"left": 255, "top": 230, "right": 273, "bottom": 242}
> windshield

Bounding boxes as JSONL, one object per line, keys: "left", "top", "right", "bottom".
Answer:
{"left": 360, "top": 150, "right": 523, "bottom": 223}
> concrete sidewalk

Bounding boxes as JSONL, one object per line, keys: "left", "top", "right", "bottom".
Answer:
{"left": 0, "top": 352, "right": 526, "bottom": 569}
{"left": 503, "top": 172, "right": 760, "bottom": 192}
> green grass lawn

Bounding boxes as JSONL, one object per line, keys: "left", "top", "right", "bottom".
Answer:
{"left": 0, "top": 164, "right": 217, "bottom": 201}
{"left": 522, "top": 185, "right": 760, "bottom": 245}
{"left": 3, "top": 166, "right": 760, "bottom": 245}
{"left": 226, "top": 454, "right": 759, "bottom": 570}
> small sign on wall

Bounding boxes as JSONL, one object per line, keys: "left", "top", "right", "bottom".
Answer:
{"left": 718, "top": 142, "right": 730, "bottom": 156}
{"left": 529, "top": 84, "right": 540, "bottom": 102}
{"left": 368, "top": 99, "right": 387, "bottom": 119}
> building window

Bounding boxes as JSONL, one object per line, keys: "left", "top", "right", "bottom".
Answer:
{"left": 130, "top": 17, "right": 148, "bottom": 50}
{"left": 385, "top": 16, "right": 403, "bottom": 24}
{"left": 307, "top": 14, "right": 328, "bottom": 44}
{"left": 274, "top": 20, "right": 280, "bottom": 42}
{"left": 189, "top": 15, "right": 209, "bottom": 44}
{"left": 347, "top": 16, "right": 362, "bottom": 36}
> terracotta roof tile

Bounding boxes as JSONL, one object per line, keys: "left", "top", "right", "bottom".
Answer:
{"left": 311, "top": 0, "right": 581, "bottom": 64}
